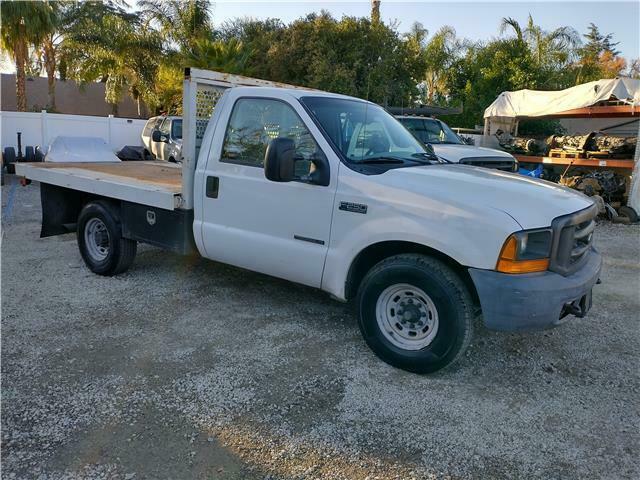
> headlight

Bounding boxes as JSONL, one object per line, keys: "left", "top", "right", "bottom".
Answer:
{"left": 496, "top": 228, "right": 552, "bottom": 273}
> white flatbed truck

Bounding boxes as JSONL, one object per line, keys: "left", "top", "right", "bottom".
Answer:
{"left": 16, "top": 68, "right": 602, "bottom": 373}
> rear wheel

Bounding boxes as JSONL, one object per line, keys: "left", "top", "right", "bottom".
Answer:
{"left": 77, "top": 201, "right": 137, "bottom": 275}
{"left": 619, "top": 205, "right": 639, "bottom": 223}
{"left": 357, "top": 254, "right": 473, "bottom": 374}
{"left": 25, "top": 146, "right": 35, "bottom": 162}
{"left": 4, "top": 147, "right": 16, "bottom": 174}
{"left": 34, "top": 146, "right": 45, "bottom": 162}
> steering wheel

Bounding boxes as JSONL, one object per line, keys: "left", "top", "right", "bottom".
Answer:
{"left": 364, "top": 132, "right": 390, "bottom": 157}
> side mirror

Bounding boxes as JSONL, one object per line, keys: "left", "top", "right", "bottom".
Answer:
{"left": 152, "top": 130, "right": 167, "bottom": 142}
{"left": 264, "top": 138, "right": 295, "bottom": 182}
{"left": 424, "top": 143, "right": 436, "bottom": 155}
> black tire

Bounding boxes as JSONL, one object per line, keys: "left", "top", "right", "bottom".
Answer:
{"left": 34, "top": 146, "right": 45, "bottom": 162}
{"left": 619, "top": 206, "right": 639, "bottom": 223}
{"left": 4, "top": 147, "right": 16, "bottom": 174}
{"left": 357, "top": 254, "right": 473, "bottom": 374}
{"left": 25, "top": 146, "right": 35, "bottom": 162}
{"left": 77, "top": 201, "right": 137, "bottom": 276}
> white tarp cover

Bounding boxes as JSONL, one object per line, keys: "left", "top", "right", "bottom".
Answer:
{"left": 484, "top": 77, "right": 640, "bottom": 119}
{"left": 45, "top": 136, "right": 121, "bottom": 163}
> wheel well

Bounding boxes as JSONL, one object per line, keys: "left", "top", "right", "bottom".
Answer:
{"left": 39, "top": 184, "right": 119, "bottom": 237}
{"left": 344, "top": 241, "right": 480, "bottom": 306}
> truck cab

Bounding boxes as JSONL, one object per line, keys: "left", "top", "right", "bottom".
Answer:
{"left": 396, "top": 115, "right": 518, "bottom": 171}
{"left": 16, "top": 69, "right": 602, "bottom": 374}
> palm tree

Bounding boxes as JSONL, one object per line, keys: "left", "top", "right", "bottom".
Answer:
{"left": 38, "top": 1, "right": 129, "bottom": 111}
{"left": 421, "top": 26, "right": 460, "bottom": 104}
{"left": 371, "top": 0, "right": 381, "bottom": 24}
{"left": 63, "top": 9, "right": 162, "bottom": 116}
{"left": 500, "top": 15, "right": 579, "bottom": 69}
{"left": 0, "top": 1, "right": 54, "bottom": 111}
{"left": 139, "top": 0, "right": 213, "bottom": 53}
{"left": 499, "top": 17, "right": 524, "bottom": 42}
{"left": 185, "top": 37, "right": 251, "bottom": 73}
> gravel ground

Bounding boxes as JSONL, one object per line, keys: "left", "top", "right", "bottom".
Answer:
{"left": 2, "top": 177, "right": 639, "bottom": 479}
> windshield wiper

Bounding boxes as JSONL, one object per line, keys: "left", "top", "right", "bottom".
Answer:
{"left": 355, "top": 157, "right": 405, "bottom": 164}
{"left": 411, "top": 152, "right": 442, "bottom": 164}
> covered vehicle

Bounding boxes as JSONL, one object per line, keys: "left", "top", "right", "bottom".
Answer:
{"left": 45, "top": 136, "right": 120, "bottom": 163}
{"left": 397, "top": 115, "right": 518, "bottom": 171}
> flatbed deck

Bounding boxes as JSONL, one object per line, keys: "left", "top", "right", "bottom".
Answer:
{"left": 15, "top": 161, "right": 183, "bottom": 210}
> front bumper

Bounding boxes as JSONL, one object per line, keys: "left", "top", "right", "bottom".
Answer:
{"left": 468, "top": 248, "right": 602, "bottom": 331}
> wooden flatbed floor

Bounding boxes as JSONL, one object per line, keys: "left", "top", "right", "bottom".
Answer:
{"left": 15, "top": 161, "right": 183, "bottom": 210}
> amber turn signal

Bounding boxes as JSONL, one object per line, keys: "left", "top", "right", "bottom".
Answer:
{"left": 496, "top": 234, "right": 550, "bottom": 274}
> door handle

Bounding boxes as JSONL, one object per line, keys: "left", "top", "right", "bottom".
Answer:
{"left": 206, "top": 176, "right": 219, "bottom": 198}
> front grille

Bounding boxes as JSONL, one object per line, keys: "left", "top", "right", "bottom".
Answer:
{"left": 549, "top": 204, "right": 597, "bottom": 276}
{"left": 459, "top": 157, "right": 515, "bottom": 172}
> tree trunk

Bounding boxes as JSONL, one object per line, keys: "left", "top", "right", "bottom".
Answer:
{"left": 371, "top": 0, "right": 381, "bottom": 24}
{"left": 43, "top": 36, "right": 56, "bottom": 111}
{"left": 15, "top": 40, "right": 27, "bottom": 112}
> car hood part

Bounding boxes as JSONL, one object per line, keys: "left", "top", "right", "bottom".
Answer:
{"left": 431, "top": 144, "right": 515, "bottom": 163}
{"left": 383, "top": 165, "right": 594, "bottom": 230}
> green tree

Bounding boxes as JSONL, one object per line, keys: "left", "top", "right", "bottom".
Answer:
{"left": 185, "top": 37, "right": 250, "bottom": 73}
{"left": 139, "top": 0, "right": 213, "bottom": 53}
{"left": 0, "top": 0, "right": 54, "bottom": 111}
{"left": 419, "top": 26, "right": 461, "bottom": 104}
{"left": 229, "top": 12, "right": 421, "bottom": 106}
{"left": 576, "top": 23, "right": 625, "bottom": 82}
{"left": 63, "top": 8, "right": 162, "bottom": 116}
{"left": 500, "top": 15, "right": 579, "bottom": 88}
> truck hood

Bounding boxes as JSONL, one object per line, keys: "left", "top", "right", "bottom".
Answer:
{"left": 432, "top": 144, "right": 514, "bottom": 162}
{"left": 383, "top": 165, "right": 593, "bottom": 229}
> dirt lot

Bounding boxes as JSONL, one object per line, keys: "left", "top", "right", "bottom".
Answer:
{"left": 2, "top": 177, "right": 639, "bottom": 479}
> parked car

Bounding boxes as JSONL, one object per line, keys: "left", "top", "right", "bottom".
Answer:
{"left": 397, "top": 115, "right": 518, "bottom": 171}
{"left": 141, "top": 115, "right": 182, "bottom": 162}
{"left": 17, "top": 68, "right": 601, "bottom": 374}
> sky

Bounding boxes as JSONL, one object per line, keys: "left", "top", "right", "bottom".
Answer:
{"left": 210, "top": 0, "right": 640, "bottom": 59}
{"left": 2, "top": 0, "right": 638, "bottom": 74}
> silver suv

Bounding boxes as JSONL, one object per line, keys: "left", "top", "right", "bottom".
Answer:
{"left": 141, "top": 116, "right": 182, "bottom": 162}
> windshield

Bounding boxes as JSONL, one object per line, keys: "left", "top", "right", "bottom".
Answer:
{"left": 400, "top": 118, "right": 462, "bottom": 145}
{"left": 299, "top": 97, "right": 432, "bottom": 164}
{"left": 172, "top": 119, "right": 183, "bottom": 140}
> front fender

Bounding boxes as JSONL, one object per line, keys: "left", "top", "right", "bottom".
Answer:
{"left": 320, "top": 205, "right": 521, "bottom": 300}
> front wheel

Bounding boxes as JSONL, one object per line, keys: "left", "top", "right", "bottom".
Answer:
{"left": 77, "top": 201, "right": 137, "bottom": 276}
{"left": 357, "top": 254, "right": 474, "bottom": 374}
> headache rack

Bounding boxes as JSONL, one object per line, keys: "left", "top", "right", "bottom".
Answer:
{"left": 180, "top": 68, "right": 309, "bottom": 209}
{"left": 549, "top": 204, "right": 598, "bottom": 276}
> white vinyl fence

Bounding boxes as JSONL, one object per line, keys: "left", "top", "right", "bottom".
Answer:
{"left": 0, "top": 110, "right": 147, "bottom": 152}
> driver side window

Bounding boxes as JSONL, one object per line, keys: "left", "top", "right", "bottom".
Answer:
{"left": 221, "top": 98, "right": 319, "bottom": 177}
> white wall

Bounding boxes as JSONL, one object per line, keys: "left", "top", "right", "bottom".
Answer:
{"left": 560, "top": 118, "right": 639, "bottom": 136}
{"left": 0, "top": 111, "right": 146, "bottom": 152}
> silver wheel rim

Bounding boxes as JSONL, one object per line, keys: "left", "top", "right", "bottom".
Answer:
{"left": 375, "top": 283, "right": 439, "bottom": 350}
{"left": 84, "top": 218, "right": 110, "bottom": 261}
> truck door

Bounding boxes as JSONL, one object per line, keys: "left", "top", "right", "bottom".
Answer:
{"left": 198, "top": 95, "right": 337, "bottom": 288}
